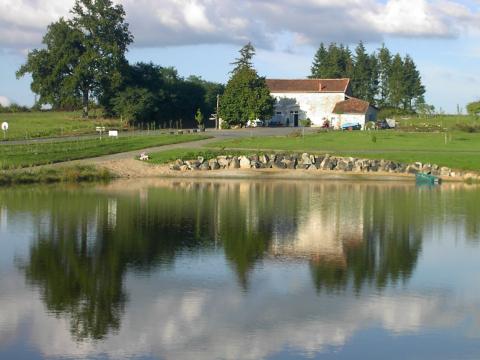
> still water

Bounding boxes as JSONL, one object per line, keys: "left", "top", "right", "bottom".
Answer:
{"left": 1, "top": 179, "right": 480, "bottom": 360}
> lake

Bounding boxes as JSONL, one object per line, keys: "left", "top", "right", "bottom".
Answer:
{"left": 1, "top": 179, "right": 480, "bottom": 360}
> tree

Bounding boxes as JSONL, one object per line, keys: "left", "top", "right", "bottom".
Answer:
{"left": 403, "top": 55, "right": 425, "bottom": 110}
{"left": 195, "top": 108, "right": 205, "bottom": 129}
{"left": 351, "top": 42, "right": 372, "bottom": 101}
{"left": 230, "top": 42, "right": 256, "bottom": 74}
{"left": 388, "top": 54, "right": 406, "bottom": 109}
{"left": 17, "top": 0, "right": 133, "bottom": 118}
{"left": 466, "top": 101, "right": 480, "bottom": 116}
{"left": 220, "top": 44, "right": 274, "bottom": 127}
{"left": 310, "top": 43, "right": 328, "bottom": 78}
{"left": 377, "top": 44, "right": 392, "bottom": 107}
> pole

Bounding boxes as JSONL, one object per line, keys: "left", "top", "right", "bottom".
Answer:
{"left": 216, "top": 94, "right": 220, "bottom": 130}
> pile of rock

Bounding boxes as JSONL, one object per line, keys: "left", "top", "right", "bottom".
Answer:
{"left": 169, "top": 153, "right": 455, "bottom": 177}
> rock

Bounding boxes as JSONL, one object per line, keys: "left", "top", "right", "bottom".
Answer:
{"left": 440, "top": 167, "right": 451, "bottom": 176}
{"left": 250, "top": 160, "right": 261, "bottom": 169}
{"left": 265, "top": 161, "right": 274, "bottom": 169}
{"left": 301, "top": 153, "right": 312, "bottom": 165}
{"left": 174, "top": 159, "right": 184, "bottom": 167}
{"left": 406, "top": 165, "right": 419, "bottom": 174}
{"left": 273, "top": 161, "right": 286, "bottom": 169}
{"left": 169, "top": 165, "right": 180, "bottom": 171}
{"left": 217, "top": 156, "right": 230, "bottom": 168}
{"left": 239, "top": 156, "right": 251, "bottom": 169}
{"left": 199, "top": 162, "right": 210, "bottom": 170}
{"left": 260, "top": 154, "right": 269, "bottom": 164}
{"left": 185, "top": 160, "right": 200, "bottom": 170}
{"left": 197, "top": 156, "right": 205, "bottom": 164}
{"left": 209, "top": 159, "right": 220, "bottom": 170}
{"left": 269, "top": 154, "right": 277, "bottom": 163}
{"left": 180, "top": 165, "right": 189, "bottom": 171}
{"left": 320, "top": 156, "right": 334, "bottom": 170}
{"left": 229, "top": 158, "right": 240, "bottom": 169}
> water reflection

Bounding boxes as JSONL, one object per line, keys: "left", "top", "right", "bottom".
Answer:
{"left": 1, "top": 180, "right": 480, "bottom": 359}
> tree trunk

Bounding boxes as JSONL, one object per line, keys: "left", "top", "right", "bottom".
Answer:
{"left": 82, "top": 89, "right": 89, "bottom": 119}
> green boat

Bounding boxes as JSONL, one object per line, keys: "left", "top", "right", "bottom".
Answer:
{"left": 416, "top": 173, "right": 441, "bottom": 185}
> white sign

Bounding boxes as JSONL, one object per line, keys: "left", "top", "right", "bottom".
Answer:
{"left": 108, "top": 130, "right": 118, "bottom": 137}
{"left": 1, "top": 122, "right": 8, "bottom": 131}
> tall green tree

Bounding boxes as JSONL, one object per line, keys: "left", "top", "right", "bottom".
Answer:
{"left": 377, "top": 44, "right": 392, "bottom": 107}
{"left": 466, "top": 101, "right": 480, "bottom": 116}
{"left": 17, "top": 0, "right": 133, "bottom": 118}
{"left": 310, "top": 43, "right": 328, "bottom": 78}
{"left": 351, "top": 42, "right": 372, "bottom": 101}
{"left": 220, "top": 43, "right": 274, "bottom": 127}
{"left": 230, "top": 42, "right": 256, "bottom": 74}
{"left": 403, "top": 55, "right": 425, "bottom": 110}
{"left": 388, "top": 54, "right": 406, "bottom": 109}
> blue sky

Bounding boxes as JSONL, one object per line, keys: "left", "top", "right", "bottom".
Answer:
{"left": 0, "top": 0, "right": 479, "bottom": 113}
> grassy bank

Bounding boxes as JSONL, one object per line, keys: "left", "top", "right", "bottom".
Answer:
{"left": 397, "top": 114, "right": 480, "bottom": 132}
{"left": 0, "top": 165, "right": 113, "bottom": 186}
{"left": 0, "top": 111, "right": 124, "bottom": 140}
{"left": 207, "top": 131, "right": 480, "bottom": 171}
{"left": 0, "top": 134, "right": 210, "bottom": 169}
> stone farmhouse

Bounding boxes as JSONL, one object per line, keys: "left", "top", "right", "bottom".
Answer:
{"left": 265, "top": 78, "right": 377, "bottom": 129}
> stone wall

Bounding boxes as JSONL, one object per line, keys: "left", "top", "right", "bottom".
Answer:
{"left": 169, "top": 153, "right": 459, "bottom": 178}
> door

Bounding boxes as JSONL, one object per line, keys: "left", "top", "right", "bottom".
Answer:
{"left": 294, "top": 114, "right": 299, "bottom": 127}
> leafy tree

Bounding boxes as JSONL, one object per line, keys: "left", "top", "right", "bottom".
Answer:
{"left": 195, "top": 108, "right": 204, "bottom": 128}
{"left": 17, "top": 0, "right": 133, "bottom": 118}
{"left": 220, "top": 44, "right": 274, "bottom": 126}
{"left": 112, "top": 87, "right": 157, "bottom": 123}
{"left": 466, "top": 101, "right": 480, "bottom": 116}
{"left": 351, "top": 42, "right": 371, "bottom": 101}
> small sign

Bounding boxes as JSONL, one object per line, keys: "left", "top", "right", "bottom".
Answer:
{"left": 1, "top": 122, "right": 8, "bottom": 131}
{"left": 108, "top": 130, "right": 118, "bottom": 137}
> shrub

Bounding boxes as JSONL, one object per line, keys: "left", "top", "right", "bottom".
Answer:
{"left": 299, "top": 118, "right": 312, "bottom": 127}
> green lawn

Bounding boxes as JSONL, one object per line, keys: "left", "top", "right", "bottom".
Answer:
{"left": 207, "top": 131, "right": 480, "bottom": 171}
{"left": 397, "top": 115, "right": 480, "bottom": 132}
{"left": 0, "top": 111, "right": 124, "bottom": 140}
{"left": 0, "top": 134, "right": 209, "bottom": 169}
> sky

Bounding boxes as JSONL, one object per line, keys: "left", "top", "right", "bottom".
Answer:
{"left": 0, "top": 0, "right": 479, "bottom": 113}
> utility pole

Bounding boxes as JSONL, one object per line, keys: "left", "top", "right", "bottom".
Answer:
{"left": 216, "top": 94, "right": 220, "bottom": 130}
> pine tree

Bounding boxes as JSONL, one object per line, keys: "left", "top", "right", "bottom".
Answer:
{"left": 377, "top": 44, "right": 392, "bottom": 107}
{"left": 367, "top": 53, "right": 379, "bottom": 104}
{"left": 388, "top": 54, "right": 406, "bottom": 109}
{"left": 403, "top": 55, "right": 425, "bottom": 110}
{"left": 351, "top": 42, "right": 371, "bottom": 100}
{"left": 310, "top": 43, "right": 328, "bottom": 78}
{"left": 221, "top": 43, "right": 274, "bottom": 126}
{"left": 230, "top": 42, "right": 256, "bottom": 74}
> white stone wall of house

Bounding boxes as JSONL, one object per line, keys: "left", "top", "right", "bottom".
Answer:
{"left": 270, "top": 92, "right": 346, "bottom": 127}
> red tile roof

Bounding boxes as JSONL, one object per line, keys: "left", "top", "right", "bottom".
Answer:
{"left": 266, "top": 79, "right": 351, "bottom": 93}
{"left": 333, "top": 97, "right": 371, "bottom": 114}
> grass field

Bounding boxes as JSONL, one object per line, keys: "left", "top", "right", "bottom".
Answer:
{"left": 0, "top": 134, "right": 209, "bottom": 169}
{"left": 0, "top": 111, "right": 124, "bottom": 140}
{"left": 396, "top": 114, "right": 480, "bottom": 132}
{"left": 207, "top": 131, "right": 480, "bottom": 171}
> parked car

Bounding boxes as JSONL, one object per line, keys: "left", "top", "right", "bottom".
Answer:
{"left": 341, "top": 122, "right": 362, "bottom": 131}
{"left": 267, "top": 119, "right": 282, "bottom": 127}
{"left": 247, "top": 119, "right": 265, "bottom": 128}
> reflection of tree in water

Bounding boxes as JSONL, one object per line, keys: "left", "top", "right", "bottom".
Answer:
{"left": 9, "top": 182, "right": 480, "bottom": 341}
{"left": 310, "top": 186, "right": 423, "bottom": 293}
{"left": 20, "top": 186, "right": 219, "bottom": 341}
{"left": 218, "top": 183, "right": 302, "bottom": 288}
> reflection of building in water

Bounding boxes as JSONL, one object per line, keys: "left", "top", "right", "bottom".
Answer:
{"left": 108, "top": 198, "right": 117, "bottom": 229}
{"left": 0, "top": 205, "right": 7, "bottom": 231}
{"left": 269, "top": 184, "right": 365, "bottom": 266}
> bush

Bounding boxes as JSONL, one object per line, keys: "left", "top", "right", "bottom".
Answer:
{"left": 299, "top": 118, "right": 312, "bottom": 127}
{"left": 455, "top": 123, "right": 480, "bottom": 133}
{"left": 378, "top": 107, "right": 415, "bottom": 120}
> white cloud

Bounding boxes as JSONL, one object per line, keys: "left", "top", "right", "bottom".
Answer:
{"left": 0, "top": 96, "right": 11, "bottom": 107}
{"left": 0, "top": 0, "right": 479, "bottom": 51}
